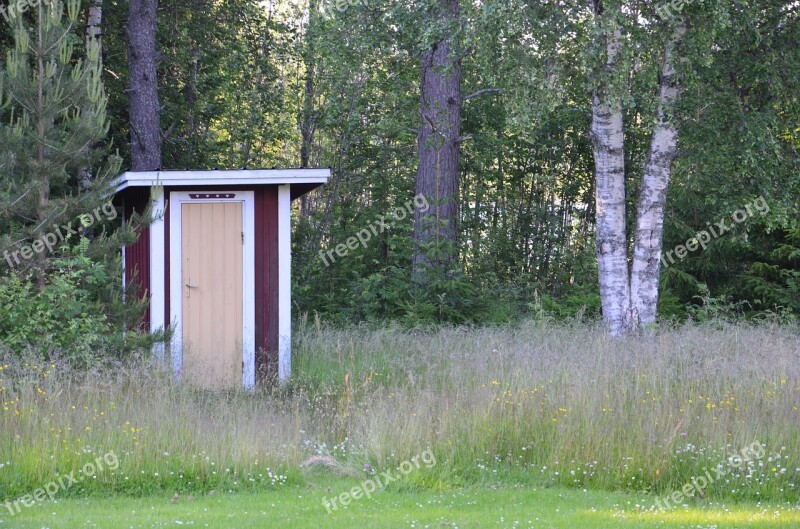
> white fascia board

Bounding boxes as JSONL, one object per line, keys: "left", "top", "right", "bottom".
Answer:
{"left": 115, "top": 169, "right": 330, "bottom": 191}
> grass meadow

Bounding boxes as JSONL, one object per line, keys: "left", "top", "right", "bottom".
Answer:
{"left": 1, "top": 319, "right": 799, "bottom": 526}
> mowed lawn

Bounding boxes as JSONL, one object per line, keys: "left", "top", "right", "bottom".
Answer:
{"left": 2, "top": 481, "right": 799, "bottom": 529}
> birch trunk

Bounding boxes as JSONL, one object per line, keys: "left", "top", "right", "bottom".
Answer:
{"left": 630, "top": 23, "right": 686, "bottom": 325}
{"left": 78, "top": 0, "right": 103, "bottom": 191}
{"left": 590, "top": 19, "right": 630, "bottom": 336}
{"left": 87, "top": 0, "right": 102, "bottom": 45}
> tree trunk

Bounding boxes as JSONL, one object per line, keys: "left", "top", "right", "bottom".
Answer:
{"left": 35, "top": 3, "right": 48, "bottom": 291}
{"left": 591, "top": 1, "right": 686, "bottom": 334}
{"left": 630, "top": 23, "right": 687, "bottom": 325}
{"left": 87, "top": 0, "right": 102, "bottom": 44}
{"left": 300, "top": 0, "right": 317, "bottom": 217}
{"left": 127, "top": 0, "right": 162, "bottom": 171}
{"left": 78, "top": 0, "right": 103, "bottom": 192}
{"left": 412, "top": 0, "right": 461, "bottom": 279}
{"left": 590, "top": 14, "right": 630, "bottom": 336}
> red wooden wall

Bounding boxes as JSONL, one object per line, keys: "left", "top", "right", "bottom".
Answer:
{"left": 120, "top": 187, "right": 151, "bottom": 331}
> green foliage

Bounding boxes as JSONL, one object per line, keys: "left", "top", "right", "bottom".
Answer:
{"left": 0, "top": 0, "right": 121, "bottom": 280}
{"left": 533, "top": 290, "right": 601, "bottom": 321}
{"left": 0, "top": 244, "right": 112, "bottom": 363}
{"left": 745, "top": 227, "right": 800, "bottom": 314}
{"left": 657, "top": 0, "right": 800, "bottom": 320}
{"left": 351, "top": 265, "right": 514, "bottom": 325}
{"left": 0, "top": 238, "right": 153, "bottom": 365}
{"left": 686, "top": 284, "right": 752, "bottom": 323}
{"left": 102, "top": 0, "right": 300, "bottom": 170}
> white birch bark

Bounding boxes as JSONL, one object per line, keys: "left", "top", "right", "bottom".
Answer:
{"left": 87, "top": 0, "right": 102, "bottom": 46}
{"left": 591, "top": 22, "right": 630, "bottom": 336}
{"left": 630, "top": 23, "right": 686, "bottom": 326}
{"left": 79, "top": 0, "right": 103, "bottom": 191}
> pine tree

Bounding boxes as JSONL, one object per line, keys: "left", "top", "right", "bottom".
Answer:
{"left": 0, "top": 0, "right": 121, "bottom": 287}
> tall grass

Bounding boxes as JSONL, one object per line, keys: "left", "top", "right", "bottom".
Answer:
{"left": 1, "top": 320, "right": 799, "bottom": 501}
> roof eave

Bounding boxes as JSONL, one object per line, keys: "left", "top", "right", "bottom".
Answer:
{"left": 114, "top": 169, "right": 331, "bottom": 192}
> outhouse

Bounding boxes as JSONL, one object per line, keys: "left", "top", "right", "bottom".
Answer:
{"left": 114, "top": 169, "right": 330, "bottom": 389}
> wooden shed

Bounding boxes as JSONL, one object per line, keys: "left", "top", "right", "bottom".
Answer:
{"left": 114, "top": 169, "right": 330, "bottom": 389}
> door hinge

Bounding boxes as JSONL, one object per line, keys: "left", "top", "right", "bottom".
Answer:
{"left": 241, "top": 231, "right": 244, "bottom": 245}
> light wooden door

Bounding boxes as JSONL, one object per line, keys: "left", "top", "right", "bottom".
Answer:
{"left": 181, "top": 202, "right": 243, "bottom": 389}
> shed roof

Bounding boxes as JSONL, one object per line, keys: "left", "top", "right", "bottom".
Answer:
{"left": 114, "top": 169, "right": 330, "bottom": 198}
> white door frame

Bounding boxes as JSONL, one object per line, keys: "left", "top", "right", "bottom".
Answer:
{"left": 168, "top": 191, "right": 255, "bottom": 389}
{"left": 149, "top": 187, "right": 167, "bottom": 364}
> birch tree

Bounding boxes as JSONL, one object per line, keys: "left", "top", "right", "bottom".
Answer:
{"left": 589, "top": 0, "right": 686, "bottom": 334}
{"left": 629, "top": 22, "right": 687, "bottom": 327}
{"left": 589, "top": 0, "right": 630, "bottom": 335}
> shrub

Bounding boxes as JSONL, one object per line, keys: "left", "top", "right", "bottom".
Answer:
{"left": 0, "top": 238, "right": 151, "bottom": 366}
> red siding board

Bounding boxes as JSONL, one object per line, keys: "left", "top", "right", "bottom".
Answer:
{"left": 256, "top": 187, "right": 280, "bottom": 380}
{"left": 121, "top": 188, "right": 152, "bottom": 331}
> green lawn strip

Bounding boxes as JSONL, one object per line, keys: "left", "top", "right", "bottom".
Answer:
{"left": 2, "top": 481, "right": 799, "bottom": 529}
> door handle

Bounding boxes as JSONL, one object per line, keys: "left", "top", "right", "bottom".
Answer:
{"left": 185, "top": 283, "right": 199, "bottom": 289}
